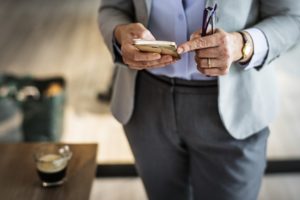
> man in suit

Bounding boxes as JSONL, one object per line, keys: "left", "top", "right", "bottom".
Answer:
{"left": 98, "top": 0, "right": 300, "bottom": 199}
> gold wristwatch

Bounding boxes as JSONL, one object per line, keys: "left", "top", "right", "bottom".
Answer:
{"left": 238, "top": 31, "right": 253, "bottom": 64}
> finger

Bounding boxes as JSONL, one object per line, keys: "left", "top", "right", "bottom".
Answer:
{"left": 178, "top": 31, "right": 223, "bottom": 54}
{"left": 140, "top": 29, "right": 156, "bottom": 41}
{"left": 150, "top": 60, "right": 177, "bottom": 68}
{"left": 126, "top": 55, "right": 174, "bottom": 69}
{"left": 128, "top": 59, "right": 174, "bottom": 69}
{"left": 197, "top": 65, "right": 229, "bottom": 76}
{"left": 123, "top": 44, "right": 162, "bottom": 61}
{"left": 195, "top": 47, "right": 221, "bottom": 59}
{"left": 195, "top": 57, "right": 227, "bottom": 69}
{"left": 198, "top": 67, "right": 220, "bottom": 76}
{"left": 131, "top": 23, "right": 156, "bottom": 40}
{"left": 178, "top": 35, "right": 219, "bottom": 54}
{"left": 143, "top": 55, "right": 174, "bottom": 67}
{"left": 190, "top": 27, "right": 215, "bottom": 40}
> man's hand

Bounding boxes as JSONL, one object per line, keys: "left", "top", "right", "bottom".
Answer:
{"left": 177, "top": 29, "right": 245, "bottom": 76}
{"left": 114, "top": 23, "right": 176, "bottom": 70}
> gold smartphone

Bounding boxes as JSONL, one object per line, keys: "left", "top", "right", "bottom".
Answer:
{"left": 133, "top": 39, "right": 180, "bottom": 59}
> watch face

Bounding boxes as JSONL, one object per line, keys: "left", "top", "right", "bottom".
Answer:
{"left": 243, "top": 43, "right": 252, "bottom": 57}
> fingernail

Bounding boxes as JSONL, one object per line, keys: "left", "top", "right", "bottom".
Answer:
{"left": 177, "top": 47, "right": 183, "bottom": 54}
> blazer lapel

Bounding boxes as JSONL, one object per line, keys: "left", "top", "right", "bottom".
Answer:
{"left": 134, "top": 0, "right": 151, "bottom": 26}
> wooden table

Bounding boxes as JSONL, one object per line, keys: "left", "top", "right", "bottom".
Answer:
{"left": 0, "top": 143, "right": 97, "bottom": 200}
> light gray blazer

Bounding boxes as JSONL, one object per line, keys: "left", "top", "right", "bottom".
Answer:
{"left": 98, "top": 0, "right": 300, "bottom": 139}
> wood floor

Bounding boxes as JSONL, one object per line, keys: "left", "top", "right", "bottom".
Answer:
{"left": 0, "top": 0, "right": 300, "bottom": 199}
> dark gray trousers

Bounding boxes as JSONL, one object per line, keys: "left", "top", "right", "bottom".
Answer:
{"left": 124, "top": 70, "right": 269, "bottom": 200}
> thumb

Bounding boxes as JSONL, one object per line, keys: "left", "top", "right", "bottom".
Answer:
{"left": 140, "top": 29, "right": 156, "bottom": 40}
{"left": 132, "top": 24, "right": 156, "bottom": 41}
{"left": 132, "top": 29, "right": 156, "bottom": 41}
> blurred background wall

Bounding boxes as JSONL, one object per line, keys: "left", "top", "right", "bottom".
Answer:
{"left": 0, "top": 0, "right": 133, "bottom": 163}
{"left": 0, "top": 0, "right": 299, "bottom": 199}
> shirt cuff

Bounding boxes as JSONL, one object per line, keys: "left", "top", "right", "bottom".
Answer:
{"left": 113, "top": 35, "right": 122, "bottom": 57}
{"left": 240, "top": 28, "right": 269, "bottom": 70}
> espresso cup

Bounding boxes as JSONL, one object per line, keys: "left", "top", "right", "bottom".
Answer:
{"left": 34, "top": 145, "right": 72, "bottom": 187}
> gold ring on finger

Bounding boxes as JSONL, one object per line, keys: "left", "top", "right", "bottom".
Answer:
{"left": 207, "top": 58, "right": 211, "bottom": 68}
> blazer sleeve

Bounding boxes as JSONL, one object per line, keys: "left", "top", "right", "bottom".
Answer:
{"left": 253, "top": 0, "right": 300, "bottom": 68}
{"left": 98, "top": 0, "right": 135, "bottom": 62}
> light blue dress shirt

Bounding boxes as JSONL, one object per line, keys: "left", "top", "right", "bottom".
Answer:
{"left": 147, "top": 0, "right": 269, "bottom": 80}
